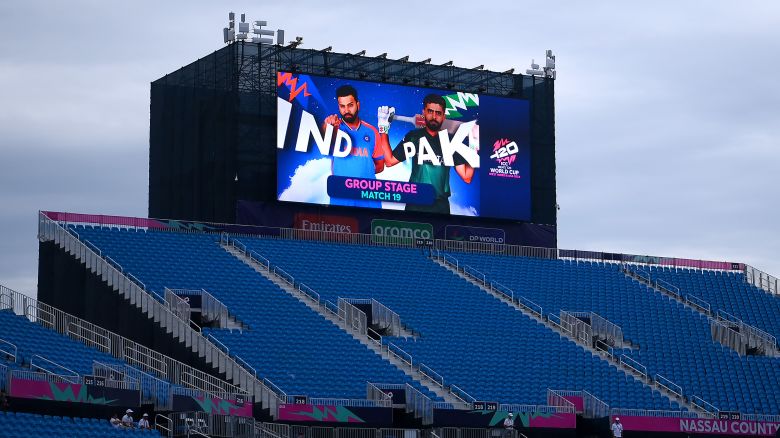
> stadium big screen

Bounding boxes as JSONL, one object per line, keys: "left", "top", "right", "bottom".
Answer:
{"left": 277, "top": 72, "right": 531, "bottom": 221}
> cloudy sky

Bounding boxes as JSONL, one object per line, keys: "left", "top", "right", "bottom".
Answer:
{"left": 1, "top": 1, "right": 778, "bottom": 296}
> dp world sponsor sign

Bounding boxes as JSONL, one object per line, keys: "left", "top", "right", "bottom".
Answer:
{"left": 372, "top": 219, "right": 433, "bottom": 244}
{"left": 445, "top": 225, "right": 506, "bottom": 244}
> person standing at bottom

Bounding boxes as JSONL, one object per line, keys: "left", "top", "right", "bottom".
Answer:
{"left": 502, "top": 412, "right": 515, "bottom": 438}
{"left": 611, "top": 417, "right": 623, "bottom": 438}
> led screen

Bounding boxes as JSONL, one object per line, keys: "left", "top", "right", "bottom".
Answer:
{"left": 276, "top": 71, "right": 530, "bottom": 221}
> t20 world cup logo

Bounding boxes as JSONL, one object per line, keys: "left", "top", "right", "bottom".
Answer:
{"left": 488, "top": 138, "right": 521, "bottom": 179}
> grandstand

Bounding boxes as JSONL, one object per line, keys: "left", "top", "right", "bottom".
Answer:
{"left": 2, "top": 210, "right": 773, "bottom": 437}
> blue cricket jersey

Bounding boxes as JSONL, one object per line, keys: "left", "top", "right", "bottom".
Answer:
{"left": 331, "top": 120, "right": 384, "bottom": 208}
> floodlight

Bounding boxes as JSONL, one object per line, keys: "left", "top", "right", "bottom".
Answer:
{"left": 354, "top": 50, "right": 366, "bottom": 56}
{"left": 441, "top": 60, "right": 453, "bottom": 66}
{"left": 398, "top": 55, "right": 409, "bottom": 62}
{"left": 421, "top": 58, "right": 431, "bottom": 64}
{"left": 503, "top": 68, "right": 515, "bottom": 74}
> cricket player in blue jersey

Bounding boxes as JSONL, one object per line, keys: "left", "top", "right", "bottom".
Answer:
{"left": 321, "top": 85, "right": 385, "bottom": 208}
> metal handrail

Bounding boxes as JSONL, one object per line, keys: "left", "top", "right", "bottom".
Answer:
{"left": 449, "top": 384, "right": 476, "bottom": 404}
{"left": 387, "top": 343, "right": 413, "bottom": 369}
{"left": 29, "top": 355, "right": 80, "bottom": 382}
{"left": 235, "top": 354, "right": 258, "bottom": 378}
{"left": 691, "top": 395, "right": 718, "bottom": 415}
{"left": 594, "top": 339, "right": 614, "bottom": 361}
{"left": 656, "top": 278, "right": 680, "bottom": 297}
{"left": 155, "top": 414, "right": 173, "bottom": 438}
{"left": 489, "top": 281, "right": 514, "bottom": 302}
{"left": 263, "top": 378, "right": 288, "bottom": 399}
{"left": 685, "top": 294, "right": 711, "bottom": 314}
{"left": 273, "top": 266, "right": 295, "bottom": 286}
{"left": 517, "top": 295, "right": 543, "bottom": 317}
{"left": 619, "top": 355, "right": 648, "bottom": 381}
{"left": 248, "top": 250, "right": 271, "bottom": 270}
{"left": 744, "top": 264, "right": 779, "bottom": 296}
{"left": 206, "top": 333, "right": 230, "bottom": 354}
{"left": 442, "top": 253, "right": 459, "bottom": 270}
{"left": 418, "top": 363, "right": 445, "bottom": 388}
{"left": 655, "top": 374, "right": 683, "bottom": 398}
{"left": 298, "top": 283, "right": 321, "bottom": 304}
{"left": 10, "top": 368, "right": 80, "bottom": 385}
{"left": 610, "top": 408, "right": 705, "bottom": 419}
{"left": 0, "top": 338, "right": 18, "bottom": 363}
{"left": 462, "top": 265, "right": 487, "bottom": 285}
{"left": 68, "top": 321, "right": 112, "bottom": 353}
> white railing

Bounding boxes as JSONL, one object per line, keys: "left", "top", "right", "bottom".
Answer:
{"left": 418, "top": 363, "right": 445, "bottom": 388}
{"left": 0, "top": 338, "right": 18, "bottom": 363}
{"left": 449, "top": 384, "right": 476, "bottom": 404}
{"left": 546, "top": 389, "right": 577, "bottom": 412}
{"left": 656, "top": 278, "right": 680, "bottom": 298}
{"left": 93, "top": 361, "right": 138, "bottom": 385}
{"left": 164, "top": 288, "right": 193, "bottom": 323}
{"left": 37, "top": 213, "right": 282, "bottom": 415}
{"left": 0, "top": 363, "right": 8, "bottom": 391}
{"left": 654, "top": 374, "right": 683, "bottom": 399}
{"left": 30, "top": 354, "right": 80, "bottom": 382}
{"left": 691, "top": 395, "right": 719, "bottom": 415}
{"left": 610, "top": 408, "right": 706, "bottom": 419}
{"left": 385, "top": 342, "right": 414, "bottom": 371}
{"left": 338, "top": 299, "right": 368, "bottom": 336}
{"left": 594, "top": 339, "right": 615, "bottom": 361}
{"left": 489, "top": 281, "right": 514, "bottom": 302}
{"left": 560, "top": 311, "right": 593, "bottom": 344}
{"left": 685, "top": 293, "right": 711, "bottom": 315}
{"left": 155, "top": 414, "right": 173, "bottom": 438}
{"left": 405, "top": 383, "right": 434, "bottom": 425}
{"left": 590, "top": 313, "right": 624, "bottom": 348}
{"left": 369, "top": 298, "right": 403, "bottom": 336}
{"left": 741, "top": 412, "right": 780, "bottom": 422}
{"left": 462, "top": 265, "right": 486, "bottom": 286}
{"left": 745, "top": 264, "right": 779, "bottom": 296}
{"left": 582, "top": 390, "right": 610, "bottom": 418}
{"left": 298, "top": 284, "right": 321, "bottom": 304}
{"left": 11, "top": 368, "right": 80, "bottom": 385}
{"left": 715, "top": 310, "right": 778, "bottom": 355}
{"left": 366, "top": 382, "right": 395, "bottom": 404}
{"left": 619, "top": 355, "right": 649, "bottom": 382}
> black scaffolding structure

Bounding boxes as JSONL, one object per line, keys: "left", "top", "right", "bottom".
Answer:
{"left": 149, "top": 42, "right": 556, "bottom": 227}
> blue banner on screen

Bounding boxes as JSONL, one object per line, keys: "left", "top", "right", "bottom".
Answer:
{"left": 326, "top": 176, "right": 436, "bottom": 205}
{"left": 277, "top": 71, "right": 531, "bottom": 221}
